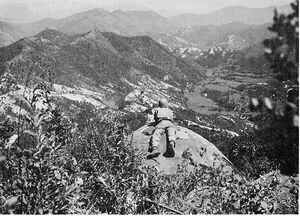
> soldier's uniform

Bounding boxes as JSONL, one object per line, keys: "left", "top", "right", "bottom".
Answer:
{"left": 151, "top": 107, "right": 176, "bottom": 148}
{"left": 148, "top": 99, "right": 176, "bottom": 158}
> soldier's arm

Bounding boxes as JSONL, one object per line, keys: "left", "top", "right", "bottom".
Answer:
{"left": 146, "top": 108, "right": 154, "bottom": 126}
{"left": 169, "top": 109, "right": 175, "bottom": 123}
{"left": 147, "top": 108, "right": 158, "bottom": 126}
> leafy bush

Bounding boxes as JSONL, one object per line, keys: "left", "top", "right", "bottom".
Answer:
{"left": 0, "top": 84, "right": 148, "bottom": 214}
{"left": 225, "top": 112, "right": 299, "bottom": 178}
{"left": 121, "top": 162, "right": 298, "bottom": 214}
{"left": 0, "top": 84, "right": 73, "bottom": 214}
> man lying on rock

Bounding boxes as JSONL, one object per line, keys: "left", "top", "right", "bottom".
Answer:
{"left": 147, "top": 98, "right": 176, "bottom": 159}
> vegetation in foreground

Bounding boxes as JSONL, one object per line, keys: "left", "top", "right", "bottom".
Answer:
{"left": 0, "top": 85, "right": 298, "bottom": 214}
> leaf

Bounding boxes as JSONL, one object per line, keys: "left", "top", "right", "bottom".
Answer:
{"left": 272, "top": 201, "right": 278, "bottom": 212}
{"left": 293, "top": 115, "right": 299, "bottom": 127}
{"left": 264, "top": 48, "right": 272, "bottom": 54}
{"left": 5, "top": 134, "right": 18, "bottom": 149}
{"left": 23, "top": 130, "right": 38, "bottom": 137}
{"left": 65, "top": 185, "right": 75, "bottom": 195}
{"left": 263, "top": 98, "right": 273, "bottom": 110}
{"left": 33, "top": 112, "right": 41, "bottom": 127}
{"left": 38, "top": 125, "right": 43, "bottom": 137}
{"left": 233, "top": 199, "right": 240, "bottom": 209}
{"left": 77, "top": 202, "right": 85, "bottom": 206}
{"left": 24, "top": 113, "right": 34, "bottom": 124}
{"left": 54, "top": 170, "right": 61, "bottom": 180}
{"left": 3, "top": 196, "right": 18, "bottom": 208}
{"left": 35, "top": 112, "right": 45, "bottom": 128}
{"left": 72, "top": 157, "right": 78, "bottom": 166}
{"left": 76, "top": 177, "right": 84, "bottom": 186}
{"left": 13, "top": 94, "right": 32, "bottom": 110}
{"left": 251, "top": 98, "right": 259, "bottom": 107}
{"left": 260, "top": 201, "right": 268, "bottom": 210}
{"left": 0, "top": 155, "right": 6, "bottom": 163}
{"left": 22, "top": 196, "right": 28, "bottom": 205}
{"left": 98, "top": 176, "right": 108, "bottom": 188}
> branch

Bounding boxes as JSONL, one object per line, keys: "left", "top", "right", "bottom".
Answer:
{"left": 143, "top": 198, "right": 183, "bottom": 215}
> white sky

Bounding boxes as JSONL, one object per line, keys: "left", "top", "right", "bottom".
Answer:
{"left": 0, "top": 0, "right": 293, "bottom": 22}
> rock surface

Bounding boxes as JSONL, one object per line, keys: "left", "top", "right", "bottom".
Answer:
{"left": 131, "top": 125, "right": 234, "bottom": 174}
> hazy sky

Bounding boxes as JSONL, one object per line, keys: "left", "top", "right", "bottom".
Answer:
{"left": 0, "top": 0, "right": 292, "bottom": 22}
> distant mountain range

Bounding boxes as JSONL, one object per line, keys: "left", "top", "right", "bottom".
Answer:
{"left": 169, "top": 5, "right": 291, "bottom": 27}
{"left": 149, "top": 21, "right": 276, "bottom": 54}
{"left": 175, "top": 22, "right": 274, "bottom": 49}
{"left": 0, "top": 4, "right": 290, "bottom": 47}
{"left": 0, "top": 9, "right": 176, "bottom": 47}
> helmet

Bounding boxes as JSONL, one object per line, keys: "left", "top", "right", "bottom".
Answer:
{"left": 158, "top": 98, "right": 168, "bottom": 108}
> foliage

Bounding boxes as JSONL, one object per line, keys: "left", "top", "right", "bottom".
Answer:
{"left": 225, "top": 112, "right": 298, "bottom": 177}
{"left": 0, "top": 84, "right": 73, "bottom": 214}
{"left": 228, "top": 0, "right": 299, "bottom": 178}
{"left": 256, "top": 0, "right": 299, "bottom": 121}
{"left": 0, "top": 83, "right": 147, "bottom": 214}
{"left": 264, "top": 0, "right": 299, "bottom": 82}
{"left": 125, "top": 163, "right": 298, "bottom": 214}
{"left": 0, "top": 81, "right": 298, "bottom": 214}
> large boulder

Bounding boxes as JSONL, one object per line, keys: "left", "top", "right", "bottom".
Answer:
{"left": 131, "top": 125, "right": 235, "bottom": 174}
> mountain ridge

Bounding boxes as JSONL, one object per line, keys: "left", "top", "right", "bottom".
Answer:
{"left": 0, "top": 28, "right": 204, "bottom": 112}
{"left": 0, "top": 4, "right": 290, "bottom": 47}
{"left": 169, "top": 4, "right": 291, "bottom": 27}
{"left": 153, "top": 21, "right": 274, "bottom": 51}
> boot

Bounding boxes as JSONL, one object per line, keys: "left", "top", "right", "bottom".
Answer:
{"left": 164, "top": 141, "right": 175, "bottom": 158}
{"left": 147, "top": 146, "right": 160, "bottom": 159}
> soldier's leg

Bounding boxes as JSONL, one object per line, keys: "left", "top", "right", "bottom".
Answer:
{"left": 148, "top": 128, "right": 165, "bottom": 159}
{"left": 164, "top": 126, "right": 176, "bottom": 157}
{"left": 166, "top": 126, "right": 176, "bottom": 144}
{"left": 151, "top": 128, "right": 165, "bottom": 148}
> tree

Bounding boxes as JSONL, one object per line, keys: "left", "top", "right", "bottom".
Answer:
{"left": 245, "top": 1, "right": 299, "bottom": 174}
{"left": 264, "top": 0, "right": 299, "bottom": 83}
{"left": 251, "top": 0, "right": 299, "bottom": 127}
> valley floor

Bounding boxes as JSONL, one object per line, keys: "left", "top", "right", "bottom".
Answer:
{"left": 185, "top": 66, "right": 274, "bottom": 116}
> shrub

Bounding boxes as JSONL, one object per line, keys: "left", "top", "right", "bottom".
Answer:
{"left": 0, "top": 84, "right": 73, "bottom": 214}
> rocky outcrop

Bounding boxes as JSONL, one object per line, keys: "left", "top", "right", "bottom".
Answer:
{"left": 131, "top": 125, "right": 234, "bottom": 174}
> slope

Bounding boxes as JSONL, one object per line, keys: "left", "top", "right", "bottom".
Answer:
{"left": 54, "top": 9, "right": 177, "bottom": 34}
{"left": 175, "top": 22, "right": 274, "bottom": 49}
{"left": 0, "top": 28, "right": 204, "bottom": 113}
{"left": 0, "top": 21, "right": 26, "bottom": 47}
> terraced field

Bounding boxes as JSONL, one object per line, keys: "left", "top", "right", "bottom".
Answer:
{"left": 185, "top": 66, "right": 275, "bottom": 116}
